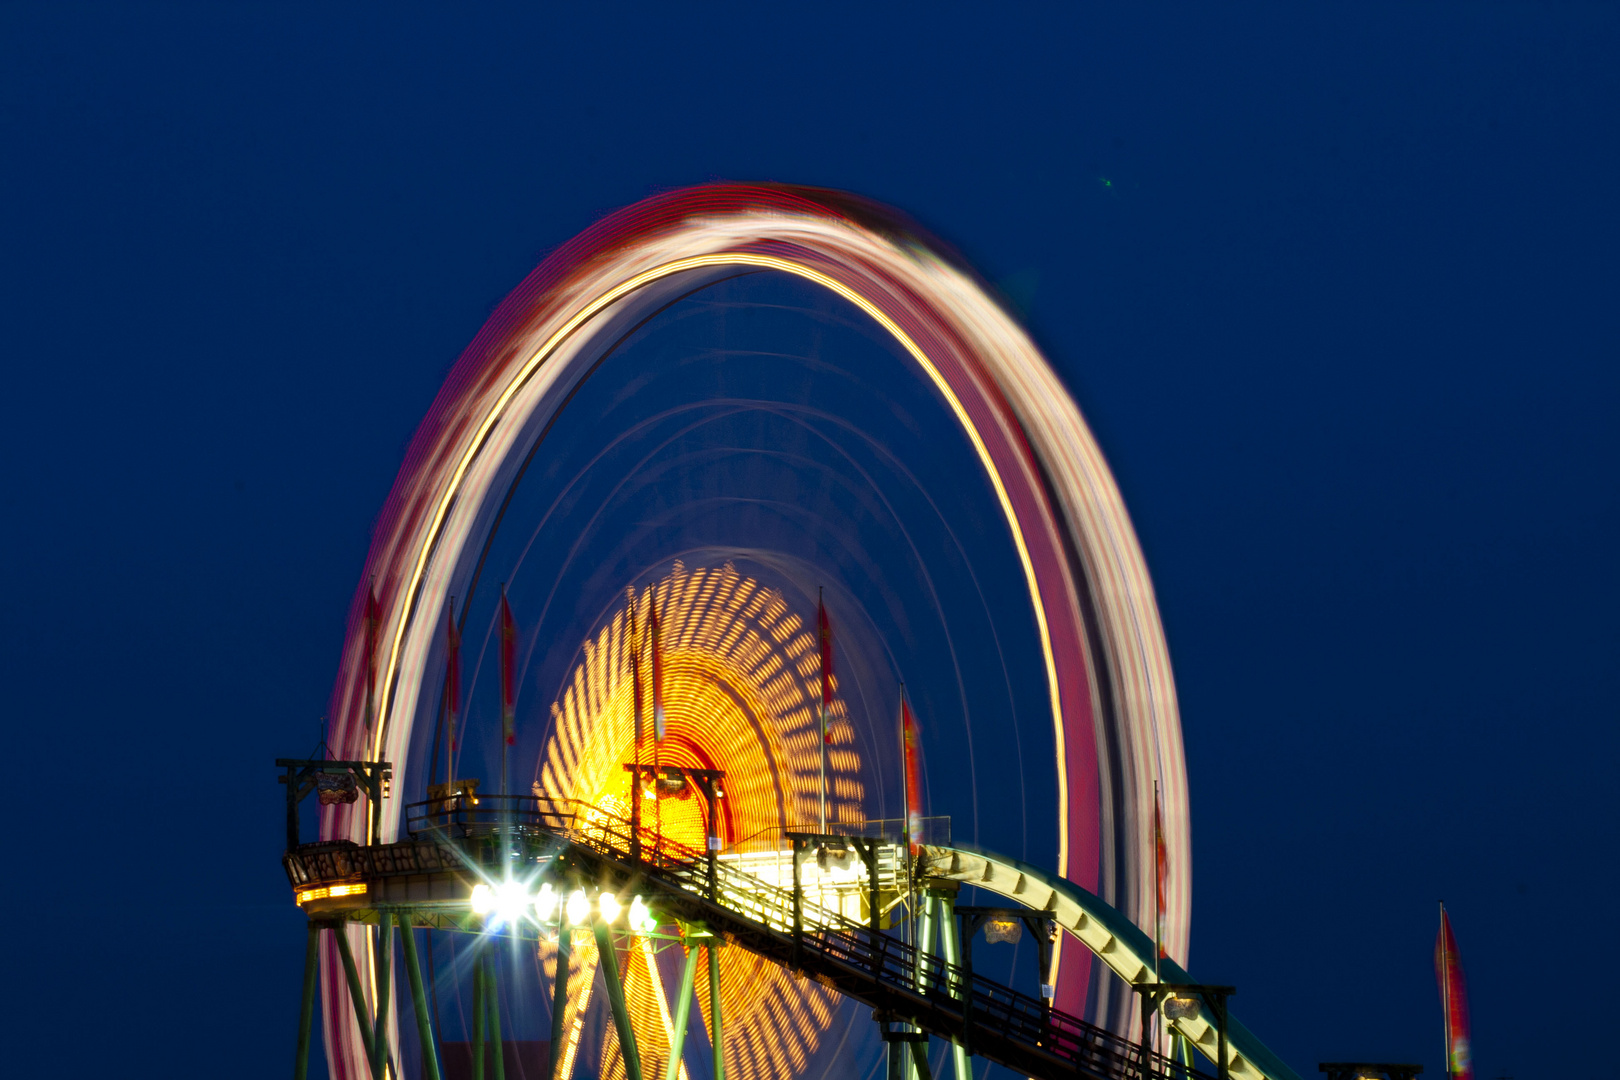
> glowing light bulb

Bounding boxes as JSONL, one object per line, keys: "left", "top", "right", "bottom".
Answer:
{"left": 565, "top": 889, "right": 589, "bottom": 926}
{"left": 535, "top": 882, "right": 558, "bottom": 922}
{"left": 494, "top": 880, "right": 529, "bottom": 925}
{"left": 470, "top": 883, "right": 493, "bottom": 915}
{"left": 629, "top": 895, "right": 657, "bottom": 933}
{"left": 598, "top": 891, "right": 622, "bottom": 924}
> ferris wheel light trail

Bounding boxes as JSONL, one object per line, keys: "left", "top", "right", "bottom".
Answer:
{"left": 317, "top": 184, "right": 1192, "bottom": 1077}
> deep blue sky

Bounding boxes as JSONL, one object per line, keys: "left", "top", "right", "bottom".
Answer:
{"left": 3, "top": 5, "right": 1616, "bottom": 1079}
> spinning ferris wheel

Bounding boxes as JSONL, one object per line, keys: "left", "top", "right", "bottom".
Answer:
{"left": 277, "top": 184, "right": 1295, "bottom": 1080}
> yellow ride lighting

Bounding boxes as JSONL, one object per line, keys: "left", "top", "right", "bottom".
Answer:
{"left": 295, "top": 882, "right": 368, "bottom": 906}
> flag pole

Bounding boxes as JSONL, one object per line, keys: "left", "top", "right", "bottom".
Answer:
{"left": 818, "top": 587, "right": 827, "bottom": 833}
{"left": 446, "top": 596, "right": 458, "bottom": 789}
{"left": 499, "top": 583, "right": 516, "bottom": 874}
{"left": 1439, "top": 901, "right": 1451, "bottom": 1080}
{"left": 899, "top": 682, "right": 912, "bottom": 950}
{"left": 500, "top": 585, "right": 508, "bottom": 804}
{"left": 652, "top": 586, "right": 661, "bottom": 854}
{"left": 628, "top": 586, "right": 642, "bottom": 857}
{"left": 1154, "top": 780, "right": 1162, "bottom": 1058}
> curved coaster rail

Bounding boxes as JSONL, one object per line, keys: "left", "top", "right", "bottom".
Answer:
{"left": 920, "top": 845, "right": 1301, "bottom": 1080}
{"left": 554, "top": 806, "right": 1207, "bottom": 1080}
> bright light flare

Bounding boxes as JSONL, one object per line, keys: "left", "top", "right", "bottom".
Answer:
{"left": 494, "top": 880, "right": 529, "bottom": 925}
{"left": 566, "top": 888, "right": 589, "bottom": 926}
{"left": 629, "top": 895, "right": 657, "bottom": 933}
{"left": 470, "top": 883, "right": 493, "bottom": 915}
{"left": 598, "top": 891, "right": 622, "bottom": 924}
{"left": 535, "top": 882, "right": 558, "bottom": 921}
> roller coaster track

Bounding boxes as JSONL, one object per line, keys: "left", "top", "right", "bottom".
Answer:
{"left": 286, "top": 798, "right": 1297, "bottom": 1080}
{"left": 917, "top": 845, "right": 1301, "bottom": 1080}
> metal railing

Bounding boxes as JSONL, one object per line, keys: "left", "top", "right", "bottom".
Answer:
{"left": 283, "top": 838, "right": 466, "bottom": 888}
{"left": 403, "top": 793, "right": 576, "bottom": 840}
{"left": 558, "top": 803, "right": 1212, "bottom": 1080}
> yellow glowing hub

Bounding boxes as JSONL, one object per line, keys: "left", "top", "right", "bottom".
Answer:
{"left": 296, "top": 882, "right": 368, "bottom": 905}
{"left": 539, "top": 563, "right": 850, "bottom": 1078}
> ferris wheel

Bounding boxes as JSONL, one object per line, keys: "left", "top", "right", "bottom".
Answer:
{"left": 306, "top": 184, "right": 1197, "bottom": 1080}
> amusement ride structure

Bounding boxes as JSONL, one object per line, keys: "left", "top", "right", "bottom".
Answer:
{"left": 276, "top": 184, "right": 1305, "bottom": 1080}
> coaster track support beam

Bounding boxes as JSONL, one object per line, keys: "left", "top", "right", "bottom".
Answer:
{"left": 595, "top": 919, "right": 644, "bottom": 1080}
{"left": 332, "top": 924, "right": 379, "bottom": 1079}
{"left": 548, "top": 926, "right": 572, "bottom": 1080}
{"left": 294, "top": 922, "right": 319, "bottom": 1080}
{"left": 707, "top": 939, "right": 724, "bottom": 1080}
{"left": 398, "top": 915, "right": 444, "bottom": 1080}
{"left": 663, "top": 942, "right": 700, "bottom": 1080}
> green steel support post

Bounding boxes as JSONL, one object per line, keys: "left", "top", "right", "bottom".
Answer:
{"left": 707, "top": 941, "right": 724, "bottom": 1080}
{"left": 662, "top": 945, "right": 700, "bottom": 1080}
{"left": 960, "top": 914, "right": 975, "bottom": 1056}
{"left": 594, "top": 921, "right": 644, "bottom": 1080}
{"left": 294, "top": 922, "right": 320, "bottom": 1080}
{"left": 914, "top": 893, "right": 934, "bottom": 993}
{"left": 908, "top": 897, "right": 938, "bottom": 1080}
{"left": 472, "top": 956, "right": 485, "bottom": 1080}
{"left": 486, "top": 954, "right": 506, "bottom": 1080}
{"left": 332, "top": 923, "right": 380, "bottom": 1078}
{"left": 935, "top": 897, "right": 972, "bottom": 1080}
{"left": 913, "top": 1038, "right": 934, "bottom": 1080}
{"left": 372, "top": 912, "right": 392, "bottom": 1080}
{"left": 548, "top": 928, "right": 572, "bottom": 1080}
{"left": 398, "top": 917, "right": 444, "bottom": 1080}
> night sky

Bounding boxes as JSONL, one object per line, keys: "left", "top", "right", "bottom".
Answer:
{"left": 3, "top": 5, "right": 1616, "bottom": 1079}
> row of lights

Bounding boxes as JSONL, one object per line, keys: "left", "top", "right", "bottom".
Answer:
{"left": 469, "top": 881, "right": 658, "bottom": 934}
{"left": 295, "top": 882, "right": 368, "bottom": 906}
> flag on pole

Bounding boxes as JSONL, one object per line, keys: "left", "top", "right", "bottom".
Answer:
{"left": 364, "top": 583, "right": 382, "bottom": 729}
{"left": 499, "top": 588, "right": 517, "bottom": 746}
{"left": 1154, "top": 786, "right": 1169, "bottom": 959}
{"left": 650, "top": 593, "right": 666, "bottom": 742}
{"left": 901, "top": 694, "right": 923, "bottom": 855}
{"left": 629, "top": 588, "right": 643, "bottom": 752}
{"left": 445, "top": 598, "right": 461, "bottom": 752}
{"left": 1435, "top": 905, "right": 1473, "bottom": 1080}
{"left": 818, "top": 594, "right": 834, "bottom": 745}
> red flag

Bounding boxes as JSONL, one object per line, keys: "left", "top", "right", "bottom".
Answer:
{"left": 364, "top": 584, "right": 382, "bottom": 728}
{"left": 901, "top": 695, "right": 923, "bottom": 854}
{"left": 1435, "top": 906, "right": 1473, "bottom": 1080}
{"left": 818, "top": 595, "right": 834, "bottom": 745}
{"left": 650, "top": 594, "right": 666, "bottom": 742}
{"left": 445, "top": 599, "right": 461, "bottom": 751}
{"left": 499, "top": 589, "right": 517, "bottom": 746}
{"left": 1154, "top": 789, "right": 1169, "bottom": 959}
